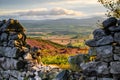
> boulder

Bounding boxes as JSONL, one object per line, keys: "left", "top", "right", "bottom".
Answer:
{"left": 86, "top": 36, "right": 113, "bottom": 47}
{"left": 0, "top": 47, "right": 20, "bottom": 58}
{"left": 114, "top": 54, "right": 120, "bottom": 61}
{"left": 102, "top": 17, "right": 117, "bottom": 28}
{"left": 96, "top": 35, "right": 113, "bottom": 46}
{"left": 0, "top": 32, "right": 8, "bottom": 41}
{"left": 110, "top": 62, "right": 120, "bottom": 74}
{"left": 113, "top": 46, "right": 120, "bottom": 54}
{"left": 114, "top": 32, "right": 120, "bottom": 44}
{"left": 0, "top": 58, "right": 18, "bottom": 70}
{"left": 55, "top": 70, "right": 69, "bottom": 80}
{"left": 108, "top": 26, "right": 120, "bottom": 32}
{"left": 85, "top": 39, "right": 97, "bottom": 47}
{"left": 96, "top": 45, "right": 113, "bottom": 62}
{"left": 93, "top": 29, "right": 106, "bottom": 40}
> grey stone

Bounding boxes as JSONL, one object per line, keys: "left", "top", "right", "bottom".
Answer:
{"left": 114, "top": 54, "right": 120, "bottom": 61}
{"left": 8, "top": 40, "right": 23, "bottom": 47}
{"left": 0, "top": 47, "right": 20, "bottom": 58}
{"left": 102, "top": 17, "right": 117, "bottom": 28}
{"left": 110, "top": 62, "right": 120, "bottom": 74}
{"left": 113, "top": 46, "right": 120, "bottom": 54}
{"left": 86, "top": 36, "right": 113, "bottom": 47}
{"left": 55, "top": 70, "right": 69, "bottom": 80}
{"left": 0, "top": 70, "right": 24, "bottom": 80}
{"left": 114, "top": 32, "right": 120, "bottom": 44}
{"left": 0, "top": 58, "right": 18, "bottom": 70}
{"left": 97, "top": 78, "right": 113, "bottom": 80}
{"left": 8, "top": 33, "right": 23, "bottom": 40}
{"left": 88, "top": 47, "right": 97, "bottom": 56}
{"left": 96, "top": 45, "right": 113, "bottom": 62}
{"left": 80, "top": 62, "right": 109, "bottom": 76}
{"left": 93, "top": 29, "right": 106, "bottom": 40}
{"left": 86, "top": 77, "right": 96, "bottom": 80}
{"left": 96, "top": 35, "right": 113, "bottom": 46}
{"left": 0, "top": 32, "right": 8, "bottom": 41}
{"left": 85, "top": 39, "right": 97, "bottom": 47}
{"left": 108, "top": 26, "right": 120, "bottom": 32}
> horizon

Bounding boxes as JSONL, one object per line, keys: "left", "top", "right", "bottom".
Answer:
{"left": 0, "top": 0, "right": 107, "bottom": 20}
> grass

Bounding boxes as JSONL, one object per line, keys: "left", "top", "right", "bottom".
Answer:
{"left": 41, "top": 53, "right": 75, "bottom": 69}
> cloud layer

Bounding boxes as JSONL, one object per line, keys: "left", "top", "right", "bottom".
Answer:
{"left": 17, "top": 8, "right": 84, "bottom": 16}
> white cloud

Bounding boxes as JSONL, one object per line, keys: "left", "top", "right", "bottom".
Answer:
{"left": 17, "top": 7, "right": 85, "bottom": 16}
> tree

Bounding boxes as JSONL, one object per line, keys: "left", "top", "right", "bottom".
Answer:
{"left": 98, "top": 0, "right": 120, "bottom": 18}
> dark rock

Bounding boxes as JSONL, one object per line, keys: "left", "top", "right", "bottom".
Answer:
{"left": 114, "top": 32, "right": 120, "bottom": 44}
{"left": 85, "top": 39, "right": 97, "bottom": 47}
{"left": 102, "top": 17, "right": 117, "bottom": 28}
{"left": 0, "top": 33, "right": 8, "bottom": 41}
{"left": 114, "top": 54, "right": 120, "bottom": 61}
{"left": 55, "top": 70, "right": 69, "bottom": 80}
{"left": 86, "top": 36, "right": 113, "bottom": 47}
{"left": 8, "top": 33, "right": 23, "bottom": 40}
{"left": 108, "top": 26, "right": 120, "bottom": 32}
{"left": 110, "top": 62, "right": 120, "bottom": 74}
{"left": 93, "top": 29, "right": 106, "bottom": 40}
{"left": 80, "top": 62, "right": 109, "bottom": 76}
{"left": 17, "top": 60, "right": 27, "bottom": 70}
{"left": 8, "top": 40, "right": 23, "bottom": 47}
{"left": 113, "top": 46, "right": 120, "bottom": 54}
{"left": 97, "top": 78, "right": 113, "bottom": 80}
{"left": 96, "top": 35, "right": 113, "bottom": 46}
{"left": 96, "top": 46, "right": 113, "bottom": 62}
{"left": 86, "top": 77, "right": 96, "bottom": 80}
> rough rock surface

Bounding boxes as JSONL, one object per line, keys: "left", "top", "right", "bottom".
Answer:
{"left": 0, "top": 19, "right": 61, "bottom": 80}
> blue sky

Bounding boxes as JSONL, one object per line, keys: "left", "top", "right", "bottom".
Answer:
{"left": 0, "top": 0, "right": 107, "bottom": 20}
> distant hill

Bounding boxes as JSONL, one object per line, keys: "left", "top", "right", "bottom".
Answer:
{"left": 20, "top": 17, "right": 105, "bottom": 36}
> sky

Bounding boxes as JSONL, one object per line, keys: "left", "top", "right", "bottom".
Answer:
{"left": 0, "top": 0, "right": 107, "bottom": 20}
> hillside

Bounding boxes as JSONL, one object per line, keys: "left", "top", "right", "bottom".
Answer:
{"left": 20, "top": 17, "right": 105, "bottom": 37}
{"left": 26, "top": 38, "right": 88, "bottom": 54}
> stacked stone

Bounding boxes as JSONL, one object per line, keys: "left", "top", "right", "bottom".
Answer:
{"left": 81, "top": 17, "right": 120, "bottom": 80}
{"left": 0, "top": 19, "right": 37, "bottom": 80}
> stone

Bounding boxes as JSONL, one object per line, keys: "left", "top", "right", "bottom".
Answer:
{"left": 86, "top": 77, "right": 97, "bottom": 80}
{"left": 88, "top": 47, "right": 97, "bottom": 57}
{"left": 93, "top": 29, "right": 106, "bottom": 40}
{"left": 113, "top": 46, "right": 120, "bottom": 54}
{"left": 85, "top": 39, "right": 97, "bottom": 47}
{"left": 114, "top": 32, "right": 120, "bottom": 44}
{"left": 17, "top": 60, "right": 27, "bottom": 70}
{"left": 114, "top": 54, "right": 120, "bottom": 61}
{"left": 110, "top": 62, "right": 120, "bottom": 74}
{"left": 86, "top": 36, "right": 113, "bottom": 47}
{"left": 102, "top": 17, "right": 117, "bottom": 28}
{"left": 8, "top": 40, "right": 23, "bottom": 47}
{"left": 80, "top": 62, "right": 97, "bottom": 77}
{"left": 0, "top": 32, "right": 8, "bottom": 41}
{"left": 0, "top": 47, "right": 20, "bottom": 58}
{"left": 80, "top": 62, "right": 109, "bottom": 76}
{"left": 0, "top": 58, "right": 18, "bottom": 70}
{"left": 108, "top": 26, "right": 120, "bottom": 32}
{"left": 97, "top": 78, "right": 113, "bottom": 80}
{"left": 96, "top": 35, "right": 113, "bottom": 46}
{"left": 55, "top": 70, "right": 69, "bottom": 80}
{"left": 96, "top": 46, "right": 113, "bottom": 62}
{"left": 8, "top": 33, "right": 23, "bottom": 40}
